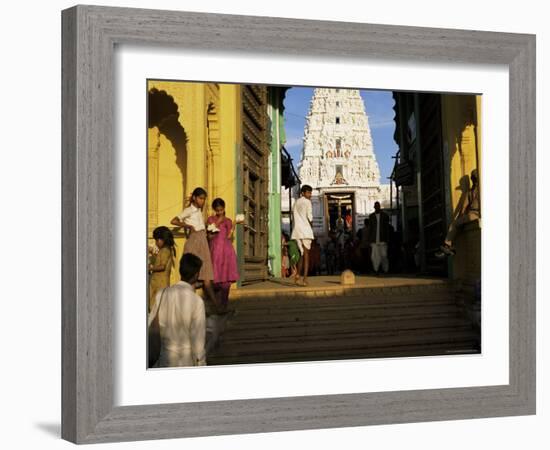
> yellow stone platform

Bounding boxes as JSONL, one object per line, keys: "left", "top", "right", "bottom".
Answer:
{"left": 229, "top": 275, "right": 449, "bottom": 300}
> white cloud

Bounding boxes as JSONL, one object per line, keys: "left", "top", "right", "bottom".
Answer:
{"left": 369, "top": 118, "right": 396, "bottom": 129}
{"left": 283, "top": 136, "right": 304, "bottom": 147}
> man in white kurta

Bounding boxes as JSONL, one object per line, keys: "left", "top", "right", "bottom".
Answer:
{"left": 368, "top": 201, "right": 390, "bottom": 274}
{"left": 291, "top": 184, "right": 314, "bottom": 285}
{"left": 148, "top": 253, "right": 206, "bottom": 367}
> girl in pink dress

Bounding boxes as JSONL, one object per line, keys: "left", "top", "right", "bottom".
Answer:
{"left": 207, "top": 198, "right": 241, "bottom": 310}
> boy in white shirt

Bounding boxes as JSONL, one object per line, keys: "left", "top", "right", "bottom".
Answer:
{"left": 148, "top": 253, "right": 206, "bottom": 367}
{"left": 291, "top": 184, "right": 314, "bottom": 286}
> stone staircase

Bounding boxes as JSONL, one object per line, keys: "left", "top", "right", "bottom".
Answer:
{"left": 207, "top": 282, "right": 480, "bottom": 365}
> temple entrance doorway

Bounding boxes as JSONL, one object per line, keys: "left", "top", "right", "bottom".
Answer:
{"left": 324, "top": 192, "right": 356, "bottom": 238}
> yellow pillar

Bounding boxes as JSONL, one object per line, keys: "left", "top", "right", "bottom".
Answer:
{"left": 147, "top": 126, "right": 160, "bottom": 233}
{"left": 217, "top": 84, "right": 242, "bottom": 221}
{"left": 441, "top": 94, "right": 482, "bottom": 281}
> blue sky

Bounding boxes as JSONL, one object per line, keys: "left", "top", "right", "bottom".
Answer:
{"left": 282, "top": 88, "right": 398, "bottom": 182}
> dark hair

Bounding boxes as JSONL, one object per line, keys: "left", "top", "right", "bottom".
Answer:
{"left": 179, "top": 253, "right": 203, "bottom": 282}
{"left": 188, "top": 187, "right": 207, "bottom": 207}
{"left": 374, "top": 201, "right": 381, "bottom": 208}
{"left": 301, "top": 184, "right": 313, "bottom": 194}
{"left": 471, "top": 169, "right": 478, "bottom": 184}
{"left": 212, "top": 197, "right": 226, "bottom": 209}
{"left": 152, "top": 226, "right": 176, "bottom": 257}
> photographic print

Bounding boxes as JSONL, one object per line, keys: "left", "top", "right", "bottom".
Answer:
{"left": 146, "top": 81, "right": 482, "bottom": 369}
{"left": 61, "top": 6, "right": 536, "bottom": 442}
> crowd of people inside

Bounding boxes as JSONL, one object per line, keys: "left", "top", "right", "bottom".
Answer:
{"left": 282, "top": 200, "right": 406, "bottom": 278}
{"left": 282, "top": 168, "right": 481, "bottom": 278}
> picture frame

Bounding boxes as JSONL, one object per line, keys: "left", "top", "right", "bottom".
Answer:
{"left": 61, "top": 4, "right": 536, "bottom": 444}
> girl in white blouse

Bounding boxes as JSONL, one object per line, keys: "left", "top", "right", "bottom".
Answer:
{"left": 171, "top": 187, "right": 220, "bottom": 313}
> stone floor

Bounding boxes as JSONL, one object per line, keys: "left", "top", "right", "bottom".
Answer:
{"left": 229, "top": 274, "right": 448, "bottom": 300}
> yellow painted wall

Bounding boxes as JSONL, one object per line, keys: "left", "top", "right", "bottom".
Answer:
{"left": 217, "top": 84, "right": 243, "bottom": 225}
{"left": 148, "top": 126, "right": 186, "bottom": 285}
{"left": 147, "top": 81, "right": 241, "bottom": 287}
{"left": 441, "top": 95, "right": 481, "bottom": 281}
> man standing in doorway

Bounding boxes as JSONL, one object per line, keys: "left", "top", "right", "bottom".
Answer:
{"left": 291, "top": 185, "right": 314, "bottom": 286}
{"left": 345, "top": 206, "right": 353, "bottom": 230}
{"left": 368, "top": 201, "right": 390, "bottom": 275}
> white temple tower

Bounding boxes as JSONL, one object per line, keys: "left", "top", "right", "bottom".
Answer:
{"left": 297, "top": 88, "right": 390, "bottom": 242}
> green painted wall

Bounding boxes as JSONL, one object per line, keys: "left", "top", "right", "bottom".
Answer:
{"left": 267, "top": 88, "right": 287, "bottom": 278}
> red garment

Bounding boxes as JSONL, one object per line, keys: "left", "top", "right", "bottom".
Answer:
{"left": 345, "top": 214, "right": 353, "bottom": 229}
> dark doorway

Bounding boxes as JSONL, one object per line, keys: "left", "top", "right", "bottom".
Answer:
{"left": 392, "top": 92, "right": 448, "bottom": 276}
{"left": 417, "top": 94, "right": 447, "bottom": 275}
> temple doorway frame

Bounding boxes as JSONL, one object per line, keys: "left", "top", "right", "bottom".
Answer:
{"left": 323, "top": 191, "right": 356, "bottom": 238}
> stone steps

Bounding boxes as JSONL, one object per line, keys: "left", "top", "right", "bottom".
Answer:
{"left": 207, "top": 282, "right": 480, "bottom": 365}
{"left": 229, "top": 304, "right": 461, "bottom": 325}
{"left": 219, "top": 316, "right": 471, "bottom": 341}
{"left": 232, "top": 290, "right": 455, "bottom": 308}
{"left": 209, "top": 331, "right": 479, "bottom": 365}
